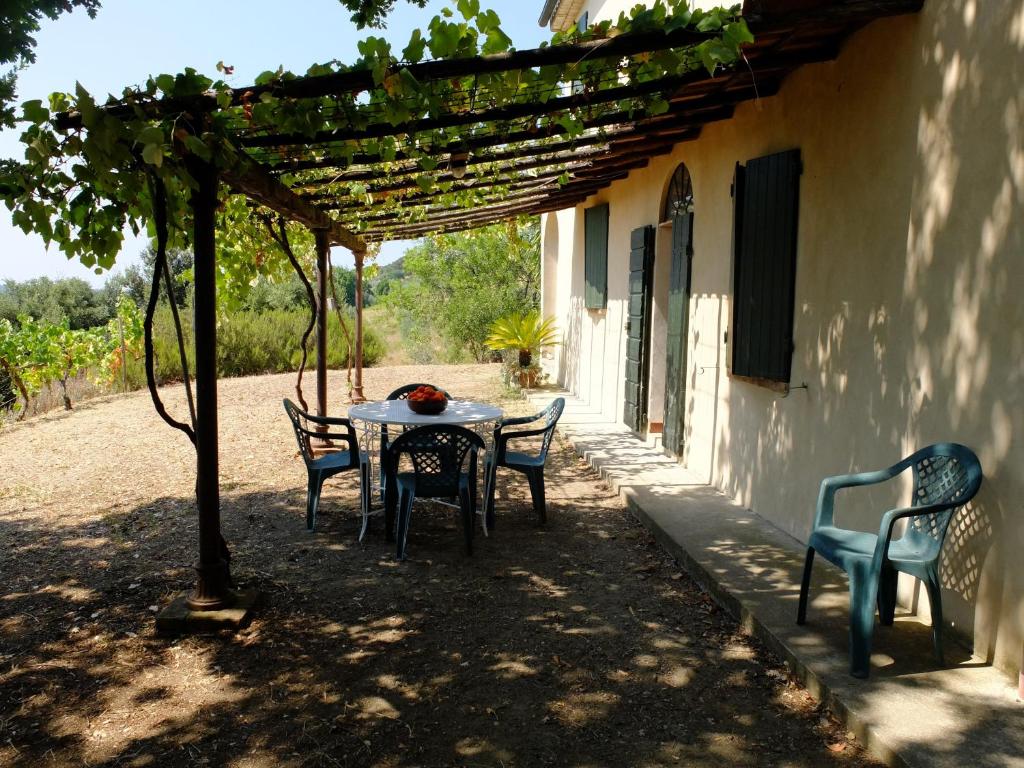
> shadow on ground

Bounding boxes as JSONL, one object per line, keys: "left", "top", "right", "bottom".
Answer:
{"left": 1, "top": 439, "right": 880, "bottom": 767}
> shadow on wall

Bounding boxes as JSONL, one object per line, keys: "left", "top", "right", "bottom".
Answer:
{"left": 715, "top": 1, "right": 1023, "bottom": 668}
{"left": 560, "top": 295, "right": 583, "bottom": 398}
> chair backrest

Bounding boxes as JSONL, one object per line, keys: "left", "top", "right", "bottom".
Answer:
{"left": 387, "top": 424, "right": 484, "bottom": 498}
{"left": 283, "top": 398, "right": 355, "bottom": 465}
{"left": 283, "top": 398, "right": 316, "bottom": 463}
{"left": 386, "top": 383, "right": 453, "bottom": 400}
{"left": 537, "top": 397, "right": 566, "bottom": 461}
{"left": 902, "top": 442, "right": 983, "bottom": 552}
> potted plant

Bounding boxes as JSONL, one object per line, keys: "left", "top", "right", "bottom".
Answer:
{"left": 485, "top": 310, "right": 558, "bottom": 388}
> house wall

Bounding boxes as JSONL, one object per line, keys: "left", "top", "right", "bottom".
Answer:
{"left": 539, "top": 1, "right": 1024, "bottom": 676}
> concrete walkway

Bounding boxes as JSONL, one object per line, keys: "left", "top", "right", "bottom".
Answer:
{"left": 529, "top": 390, "right": 1024, "bottom": 768}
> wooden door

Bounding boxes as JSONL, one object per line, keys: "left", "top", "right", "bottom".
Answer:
{"left": 623, "top": 225, "right": 654, "bottom": 433}
{"left": 663, "top": 211, "right": 693, "bottom": 456}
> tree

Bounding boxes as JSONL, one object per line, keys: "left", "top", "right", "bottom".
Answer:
{"left": 386, "top": 217, "right": 540, "bottom": 362}
{"left": 0, "top": 1, "right": 101, "bottom": 127}
{"left": 0, "top": 276, "right": 109, "bottom": 329}
{"left": 337, "top": 0, "right": 427, "bottom": 29}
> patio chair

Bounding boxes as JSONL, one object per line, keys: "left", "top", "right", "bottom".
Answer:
{"left": 283, "top": 399, "right": 367, "bottom": 532}
{"left": 379, "top": 383, "right": 455, "bottom": 525}
{"left": 386, "top": 424, "right": 484, "bottom": 560}
{"left": 797, "top": 442, "right": 982, "bottom": 678}
{"left": 484, "top": 397, "right": 565, "bottom": 529}
{"left": 385, "top": 383, "right": 452, "bottom": 401}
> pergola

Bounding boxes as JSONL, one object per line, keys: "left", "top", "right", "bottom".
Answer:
{"left": 49, "top": 0, "right": 921, "bottom": 625}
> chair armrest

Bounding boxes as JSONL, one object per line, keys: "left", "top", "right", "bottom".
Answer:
{"left": 876, "top": 502, "right": 957, "bottom": 547}
{"left": 812, "top": 466, "right": 903, "bottom": 530}
{"left": 300, "top": 411, "right": 354, "bottom": 429}
{"left": 295, "top": 419, "right": 358, "bottom": 454}
{"left": 499, "top": 412, "right": 540, "bottom": 428}
{"left": 499, "top": 425, "right": 551, "bottom": 442}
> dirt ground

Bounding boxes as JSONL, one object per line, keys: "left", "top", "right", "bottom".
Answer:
{"left": 0, "top": 364, "right": 880, "bottom": 768}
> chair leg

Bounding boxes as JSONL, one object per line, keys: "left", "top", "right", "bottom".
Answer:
{"left": 306, "top": 473, "right": 323, "bottom": 531}
{"left": 383, "top": 473, "right": 397, "bottom": 543}
{"left": 358, "top": 462, "right": 370, "bottom": 543}
{"left": 797, "top": 547, "right": 815, "bottom": 625}
{"left": 848, "top": 560, "right": 879, "bottom": 678}
{"left": 924, "top": 566, "right": 945, "bottom": 666}
{"left": 395, "top": 487, "right": 415, "bottom": 561}
{"left": 484, "top": 460, "right": 498, "bottom": 531}
{"left": 877, "top": 565, "right": 898, "bottom": 626}
{"left": 526, "top": 468, "right": 547, "bottom": 524}
{"left": 460, "top": 486, "right": 474, "bottom": 556}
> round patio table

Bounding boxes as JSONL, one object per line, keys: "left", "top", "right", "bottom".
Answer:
{"left": 348, "top": 399, "right": 503, "bottom": 541}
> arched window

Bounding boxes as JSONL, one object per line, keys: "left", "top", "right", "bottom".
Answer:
{"left": 662, "top": 164, "right": 694, "bottom": 222}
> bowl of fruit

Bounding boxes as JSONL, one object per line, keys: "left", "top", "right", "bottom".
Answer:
{"left": 406, "top": 385, "right": 448, "bottom": 415}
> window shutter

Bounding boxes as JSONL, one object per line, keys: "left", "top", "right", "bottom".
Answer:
{"left": 584, "top": 203, "right": 609, "bottom": 309}
{"left": 731, "top": 149, "right": 801, "bottom": 382}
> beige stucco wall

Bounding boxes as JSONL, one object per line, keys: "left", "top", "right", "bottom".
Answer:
{"left": 540, "top": 1, "right": 1024, "bottom": 676}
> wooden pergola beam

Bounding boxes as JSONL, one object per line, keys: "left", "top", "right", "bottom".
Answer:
{"left": 318, "top": 139, "right": 676, "bottom": 216}
{"left": 362, "top": 176, "right": 626, "bottom": 239}
{"left": 296, "top": 129, "right": 694, "bottom": 191}
{"left": 220, "top": 159, "right": 364, "bottom": 251}
{"left": 239, "top": 68, "right": 732, "bottom": 149}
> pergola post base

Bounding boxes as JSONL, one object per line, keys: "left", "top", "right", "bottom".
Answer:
{"left": 156, "top": 588, "right": 262, "bottom": 635}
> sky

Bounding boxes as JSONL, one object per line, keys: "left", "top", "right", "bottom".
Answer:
{"left": 0, "top": 0, "right": 550, "bottom": 286}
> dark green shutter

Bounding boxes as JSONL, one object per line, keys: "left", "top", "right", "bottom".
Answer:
{"left": 731, "top": 149, "right": 801, "bottom": 382}
{"left": 623, "top": 225, "right": 654, "bottom": 432}
{"left": 584, "top": 203, "right": 609, "bottom": 309}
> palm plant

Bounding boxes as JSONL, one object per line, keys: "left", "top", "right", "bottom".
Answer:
{"left": 485, "top": 309, "right": 558, "bottom": 367}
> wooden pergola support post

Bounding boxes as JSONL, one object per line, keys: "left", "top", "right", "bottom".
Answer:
{"left": 188, "top": 157, "right": 231, "bottom": 610}
{"left": 314, "top": 229, "right": 330, "bottom": 420}
{"left": 352, "top": 248, "right": 366, "bottom": 403}
{"left": 157, "top": 156, "right": 259, "bottom": 633}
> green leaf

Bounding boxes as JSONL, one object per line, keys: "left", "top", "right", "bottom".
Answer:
{"left": 141, "top": 143, "right": 163, "bottom": 167}
{"left": 21, "top": 100, "right": 49, "bottom": 125}
{"left": 154, "top": 74, "right": 175, "bottom": 94}
{"left": 457, "top": 0, "right": 479, "bottom": 21}
{"left": 724, "top": 20, "right": 755, "bottom": 47}
{"left": 402, "top": 29, "right": 426, "bottom": 62}
{"left": 136, "top": 126, "right": 164, "bottom": 146}
{"left": 184, "top": 134, "right": 213, "bottom": 162}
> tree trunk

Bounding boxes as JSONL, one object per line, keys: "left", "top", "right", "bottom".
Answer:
{"left": 518, "top": 348, "right": 532, "bottom": 367}
{"left": 60, "top": 377, "right": 72, "bottom": 410}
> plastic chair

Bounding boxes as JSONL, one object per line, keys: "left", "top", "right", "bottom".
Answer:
{"left": 386, "top": 424, "right": 484, "bottom": 560}
{"left": 378, "top": 383, "right": 455, "bottom": 536}
{"left": 797, "top": 442, "right": 982, "bottom": 678}
{"left": 484, "top": 397, "right": 565, "bottom": 529}
{"left": 385, "top": 383, "right": 452, "bottom": 401}
{"left": 283, "top": 399, "right": 367, "bottom": 533}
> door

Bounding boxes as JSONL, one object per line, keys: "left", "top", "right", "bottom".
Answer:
{"left": 663, "top": 211, "right": 693, "bottom": 456}
{"left": 623, "top": 225, "right": 655, "bottom": 433}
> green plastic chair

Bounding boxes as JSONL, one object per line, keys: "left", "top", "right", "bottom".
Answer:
{"left": 797, "top": 442, "right": 982, "bottom": 678}
{"left": 385, "top": 424, "right": 484, "bottom": 560}
{"left": 484, "top": 397, "right": 565, "bottom": 529}
{"left": 283, "top": 399, "right": 367, "bottom": 533}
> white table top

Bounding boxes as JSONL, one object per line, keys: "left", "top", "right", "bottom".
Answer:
{"left": 348, "top": 399, "right": 503, "bottom": 426}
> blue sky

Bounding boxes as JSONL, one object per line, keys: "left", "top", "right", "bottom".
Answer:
{"left": 0, "top": 0, "right": 549, "bottom": 286}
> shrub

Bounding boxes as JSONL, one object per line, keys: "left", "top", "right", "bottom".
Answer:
{"left": 122, "top": 306, "right": 383, "bottom": 386}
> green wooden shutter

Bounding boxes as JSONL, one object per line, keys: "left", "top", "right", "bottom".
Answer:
{"left": 731, "top": 149, "right": 801, "bottom": 382}
{"left": 584, "top": 203, "right": 609, "bottom": 309}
